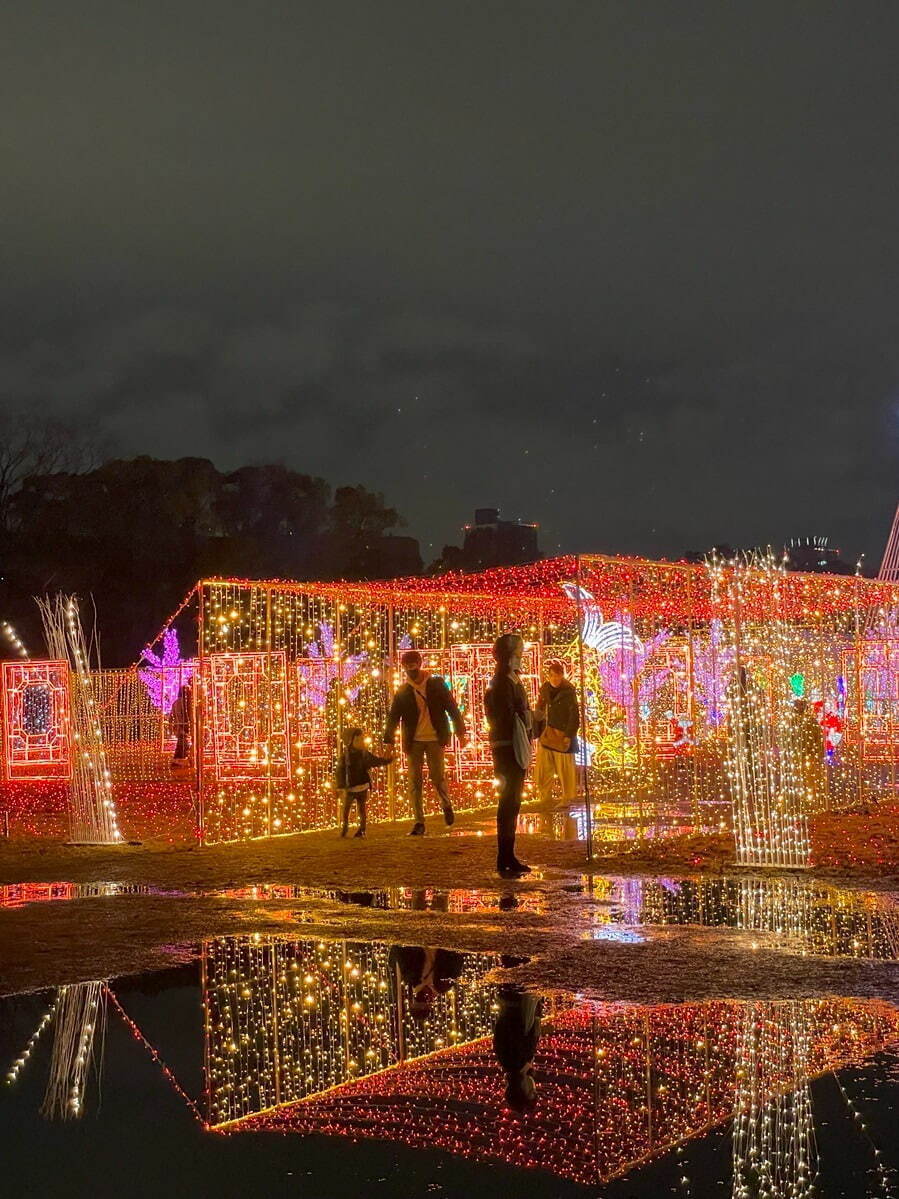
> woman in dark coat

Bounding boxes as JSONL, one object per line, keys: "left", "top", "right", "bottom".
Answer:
{"left": 533, "top": 658, "right": 580, "bottom": 806}
{"left": 484, "top": 633, "right": 533, "bottom": 877}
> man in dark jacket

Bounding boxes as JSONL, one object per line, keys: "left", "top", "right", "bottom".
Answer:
{"left": 383, "top": 649, "right": 467, "bottom": 836}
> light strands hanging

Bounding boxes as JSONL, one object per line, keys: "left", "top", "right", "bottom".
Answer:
{"left": 1, "top": 620, "right": 29, "bottom": 657}
{"left": 36, "top": 594, "right": 122, "bottom": 843}
{"left": 40, "top": 981, "right": 107, "bottom": 1121}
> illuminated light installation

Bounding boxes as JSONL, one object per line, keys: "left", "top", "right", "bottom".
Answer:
{"left": 878, "top": 500, "right": 899, "bottom": 581}
{"left": 1, "top": 660, "right": 72, "bottom": 780}
{"left": 36, "top": 595, "right": 122, "bottom": 843}
{"left": 1, "top": 620, "right": 29, "bottom": 657}
{"left": 0, "top": 553, "right": 886, "bottom": 844}
{"left": 168, "top": 557, "right": 899, "bottom": 842}
{"left": 206, "top": 651, "right": 289, "bottom": 780}
{"left": 710, "top": 552, "right": 812, "bottom": 868}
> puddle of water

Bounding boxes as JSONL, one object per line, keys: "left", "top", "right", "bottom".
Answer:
{"left": 0, "top": 882, "right": 159, "bottom": 909}
{"left": 584, "top": 875, "right": 899, "bottom": 961}
{"left": 0, "top": 880, "right": 550, "bottom": 915}
{"left": 2, "top": 931, "right": 898, "bottom": 1197}
{"left": 6, "top": 874, "right": 899, "bottom": 967}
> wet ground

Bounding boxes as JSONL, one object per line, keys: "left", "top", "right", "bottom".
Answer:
{"left": 4, "top": 808, "right": 899, "bottom": 1195}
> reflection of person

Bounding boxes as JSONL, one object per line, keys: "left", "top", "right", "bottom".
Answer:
{"left": 383, "top": 649, "right": 468, "bottom": 837}
{"left": 493, "top": 959, "right": 542, "bottom": 1111}
{"left": 485, "top": 634, "right": 533, "bottom": 877}
{"left": 388, "top": 944, "right": 464, "bottom": 1021}
{"left": 170, "top": 682, "right": 193, "bottom": 766}
{"left": 533, "top": 659, "right": 580, "bottom": 807}
{"left": 334, "top": 727, "right": 393, "bottom": 837}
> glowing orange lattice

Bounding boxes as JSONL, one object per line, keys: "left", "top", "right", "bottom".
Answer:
{"left": 1, "top": 660, "right": 72, "bottom": 781}
{"left": 206, "top": 651, "right": 289, "bottom": 780}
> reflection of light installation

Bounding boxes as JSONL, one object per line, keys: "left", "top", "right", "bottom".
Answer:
{"left": 202, "top": 934, "right": 501, "bottom": 1127}
{"left": 710, "top": 554, "right": 810, "bottom": 868}
{"left": 40, "top": 981, "right": 107, "bottom": 1121}
{"left": 732, "top": 1002, "right": 816, "bottom": 1199}
{"left": 1, "top": 660, "right": 72, "bottom": 780}
{"left": 612, "top": 874, "right": 899, "bottom": 961}
{"left": 0, "top": 881, "right": 150, "bottom": 909}
{"left": 36, "top": 596, "right": 122, "bottom": 843}
{"left": 217, "top": 960, "right": 899, "bottom": 1190}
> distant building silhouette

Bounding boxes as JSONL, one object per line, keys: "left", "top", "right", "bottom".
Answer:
{"left": 784, "top": 536, "right": 855, "bottom": 575}
{"left": 377, "top": 534, "right": 423, "bottom": 577}
{"left": 461, "top": 508, "right": 540, "bottom": 571}
{"left": 427, "top": 509, "right": 541, "bottom": 575}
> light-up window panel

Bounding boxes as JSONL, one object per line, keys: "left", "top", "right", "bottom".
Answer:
{"left": 2, "top": 660, "right": 72, "bottom": 781}
{"left": 207, "top": 651, "right": 289, "bottom": 781}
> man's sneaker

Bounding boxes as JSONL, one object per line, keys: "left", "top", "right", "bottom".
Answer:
{"left": 353, "top": 828, "right": 366, "bottom": 838}
{"left": 442, "top": 805, "right": 455, "bottom": 827}
{"left": 409, "top": 822, "right": 426, "bottom": 836}
{"left": 510, "top": 858, "right": 532, "bottom": 874}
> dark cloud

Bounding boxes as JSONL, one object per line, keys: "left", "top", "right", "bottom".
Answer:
{"left": 2, "top": 2, "right": 899, "bottom": 563}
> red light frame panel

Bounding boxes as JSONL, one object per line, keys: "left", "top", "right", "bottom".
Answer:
{"left": 1, "top": 659, "right": 72, "bottom": 781}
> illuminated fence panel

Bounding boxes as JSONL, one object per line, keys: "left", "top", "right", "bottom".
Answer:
{"left": 206, "top": 651, "right": 289, "bottom": 781}
{"left": 92, "top": 667, "right": 170, "bottom": 780}
{"left": 1, "top": 660, "right": 72, "bottom": 781}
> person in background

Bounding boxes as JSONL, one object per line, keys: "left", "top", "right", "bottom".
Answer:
{"left": 493, "top": 957, "right": 542, "bottom": 1111}
{"left": 485, "top": 633, "right": 533, "bottom": 877}
{"left": 170, "top": 680, "right": 193, "bottom": 767}
{"left": 533, "top": 659, "right": 580, "bottom": 807}
{"left": 334, "top": 727, "right": 393, "bottom": 838}
{"left": 790, "top": 699, "right": 824, "bottom": 805}
{"left": 383, "top": 648, "right": 468, "bottom": 836}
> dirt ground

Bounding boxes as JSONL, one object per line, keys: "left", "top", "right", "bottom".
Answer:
{"left": 4, "top": 804, "right": 899, "bottom": 1003}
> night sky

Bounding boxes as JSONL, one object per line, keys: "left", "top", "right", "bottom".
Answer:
{"left": 3, "top": 2, "right": 899, "bottom": 563}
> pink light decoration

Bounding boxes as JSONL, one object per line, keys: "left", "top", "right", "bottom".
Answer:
{"left": 596, "top": 627, "right": 671, "bottom": 736}
{"left": 690, "top": 619, "right": 731, "bottom": 726}
{"left": 296, "top": 623, "right": 367, "bottom": 708}
{"left": 139, "top": 628, "right": 194, "bottom": 714}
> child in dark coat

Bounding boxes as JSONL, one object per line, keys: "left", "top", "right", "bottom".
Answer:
{"left": 334, "top": 727, "right": 393, "bottom": 838}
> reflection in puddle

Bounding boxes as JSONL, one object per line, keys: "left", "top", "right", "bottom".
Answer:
{"left": 0, "top": 882, "right": 154, "bottom": 909}
{"left": 215, "top": 884, "right": 548, "bottom": 913}
{"left": 4, "top": 932, "right": 899, "bottom": 1195}
{"left": 590, "top": 875, "right": 899, "bottom": 960}
{"left": 220, "top": 981, "right": 898, "bottom": 1189}
{"left": 203, "top": 935, "right": 503, "bottom": 1123}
